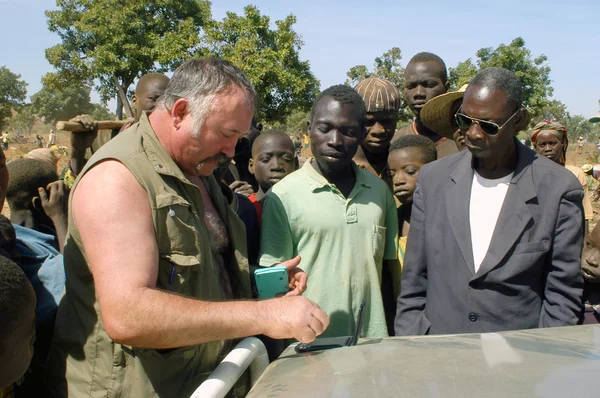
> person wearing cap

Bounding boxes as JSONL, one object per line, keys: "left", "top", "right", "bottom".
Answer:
{"left": 581, "top": 163, "right": 600, "bottom": 201}
{"left": 392, "top": 52, "right": 459, "bottom": 158}
{"left": 420, "top": 84, "right": 469, "bottom": 152}
{"left": 353, "top": 77, "right": 400, "bottom": 176}
{"left": 531, "top": 120, "right": 594, "bottom": 234}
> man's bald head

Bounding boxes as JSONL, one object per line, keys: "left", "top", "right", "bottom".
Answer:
{"left": 133, "top": 73, "right": 170, "bottom": 122}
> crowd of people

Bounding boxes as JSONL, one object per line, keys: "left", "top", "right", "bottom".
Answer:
{"left": 0, "top": 54, "right": 599, "bottom": 398}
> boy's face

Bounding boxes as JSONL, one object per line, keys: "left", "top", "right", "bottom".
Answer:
{"left": 582, "top": 224, "right": 600, "bottom": 283}
{"left": 388, "top": 148, "right": 425, "bottom": 205}
{"left": 363, "top": 111, "right": 398, "bottom": 154}
{"left": 249, "top": 135, "right": 296, "bottom": 192}
{"left": 308, "top": 97, "right": 365, "bottom": 174}
{"left": 0, "top": 283, "right": 36, "bottom": 388}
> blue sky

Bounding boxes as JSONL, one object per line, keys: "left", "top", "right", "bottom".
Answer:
{"left": 1, "top": 0, "right": 599, "bottom": 118}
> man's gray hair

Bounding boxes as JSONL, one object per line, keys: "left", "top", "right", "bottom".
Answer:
{"left": 157, "top": 58, "right": 256, "bottom": 136}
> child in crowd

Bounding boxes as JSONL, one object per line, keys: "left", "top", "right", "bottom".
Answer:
{"left": 5, "top": 158, "right": 68, "bottom": 396}
{"left": 581, "top": 222, "right": 600, "bottom": 324}
{"left": 387, "top": 135, "right": 437, "bottom": 283}
{"left": 248, "top": 130, "right": 298, "bottom": 221}
{"left": 0, "top": 255, "right": 37, "bottom": 397}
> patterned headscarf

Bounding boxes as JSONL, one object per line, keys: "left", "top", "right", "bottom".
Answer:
{"left": 530, "top": 120, "right": 569, "bottom": 165}
{"left": 354, "top": 77, "right": 400, "bottom": 113}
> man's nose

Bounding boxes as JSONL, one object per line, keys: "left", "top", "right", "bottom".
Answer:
{"left": 270, "top": 157, "right": 285, "bottom": 171}
{"left": 393, "top": 173, "right": 405, "bottom": 186}
{"left": 465, "top": 123, "right": 485, "bottom": 141}
{"left": 414, "top": 85, "right": 426, "bottom": 98}
{"left": 586, "top": 252, "right": 600, "bottom": 268}
{"left": 370, "top": 122, "right": 385, "bottom": 135}
{"left": 327, "top": 130, "right": 343, "bottom": 147}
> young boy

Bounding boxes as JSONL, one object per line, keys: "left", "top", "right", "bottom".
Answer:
{"left": 383, "top": 135, "right": 437, "bottom": 330}
{"left": 388, "top": 135, "right": 437, "bottom": 268}
{"left": 581, "top": 222, "right": 600, "bottom": 324}
{"left": 248, "top": 130, "right": 297, "bottom": 221}
{"left": 260, "top": 85, "right": 398, "bottom": 338}
{"left": 0, "top": 255, "right": 36, "bottom": 395}
{"left": 5, "top": 158, "right": 68, "bottom": 396}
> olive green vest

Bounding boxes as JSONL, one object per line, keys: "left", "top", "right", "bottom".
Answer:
{"left": 46, "top": 113, "right": 251, "bottom": 398}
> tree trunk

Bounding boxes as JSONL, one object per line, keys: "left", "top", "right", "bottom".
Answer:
{"left": 115, "top": 95, "right": 123, "bottom": 120}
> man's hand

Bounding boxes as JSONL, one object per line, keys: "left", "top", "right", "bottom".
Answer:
{"left": 39, "top": 181, "right": 68, "bottom": 221}
{"left": 39, "top": 180, "right": 69, "bottom": 252}
{"left": 259, "top": 296, "right": 329, "bottom": 343}
{"left": 69, "top": 114, "right": 99, "bottom": 152}
{"left": 229, "top": 180, "right": 254, "bottom": 197}
{"left": 280, "top": 255, "right": 307, "bottom": 296}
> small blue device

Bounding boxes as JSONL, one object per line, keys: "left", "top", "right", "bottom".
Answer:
{"left": 254, "top": 266, "right": 288, "bottom": 299}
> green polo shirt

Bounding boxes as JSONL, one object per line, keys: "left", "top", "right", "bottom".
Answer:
{"left": 259, "top": 159, "right": 398, "bottom": 338}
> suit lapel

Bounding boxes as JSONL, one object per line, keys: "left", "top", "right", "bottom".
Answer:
{"left": 473, "top": 142, "right": 537, "bottom": 279}
{"left": 446, "top": 152, "right": 476, "bottom": 277}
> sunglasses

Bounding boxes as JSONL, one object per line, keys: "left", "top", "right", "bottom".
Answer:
{"left": 455, "top": 107, "right": 521, "bottom": 136}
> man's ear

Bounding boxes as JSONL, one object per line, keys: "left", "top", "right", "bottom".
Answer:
{"left": 170, "top": 98, "right": 190, "bottom": 129}
{"left": 306, "top": 119, "right": 311, "bottom": 134}
{"left": 256, "top": 123, "right": 263, "bottom": 133}
{"left": 514, "top": 108, "right": 531, "bottom": 133}
{"left": 132, "top": 94, "right": 138, "bottom": 108}
{"left": 32, "top": 196, "right": 42, "bottom": 212}
{"left": 248, "top": 158, "right": 255, "bottom": 175}
{"left": 444, "top": 80, "right": 450, "bottom": 92}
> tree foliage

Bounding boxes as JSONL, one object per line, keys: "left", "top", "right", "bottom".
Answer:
{"left": 31, "top": 75, "right": 95, "bottom": 123}
{"left": 45, "top": 0, "right": 211, "bottom": 117}
{"left": 449, "top": 37, "right": 553, "bottom": 122}
{"left": 204, "top": 5, "right": 319, "bottom": 122}
{"left": 6, "top": 105, "right": 37, "bottom": 134}
{"left": 90, "top": 103, "right": 116, "bottom": 121}
{"left": 345, "top": 47, "right": 411, "bottom": 122}
{"left": 0, "top": 66, "right": 28, "bottom": 131}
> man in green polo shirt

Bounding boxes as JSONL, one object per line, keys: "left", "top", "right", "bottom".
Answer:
{"left": 260, "top": 85, "right": 399, "bottom": 338}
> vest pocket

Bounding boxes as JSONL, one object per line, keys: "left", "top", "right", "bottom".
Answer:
{"left": 155, "top": 192, "right": 203, "bottom": 257}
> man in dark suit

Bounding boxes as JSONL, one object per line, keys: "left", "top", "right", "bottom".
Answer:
{"left": 395, "top": 67, "right": 584, "bottom": 336}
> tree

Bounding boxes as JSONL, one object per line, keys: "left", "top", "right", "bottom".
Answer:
{"left": 345, "top": 47, "right": 411, "bottom": 122}
{"left": 272, "top": 109, "right": 309, "bottom": 135}
{"left": 31, "top": 75, "right": 95, "bottom": 123}
{"left": 449, "top": 37, "right": 553, "bottom": 122}
{"left": 45, "top": 0, "right": 211, "bottom": 118}
{"left": 204, "top": 5, "right": 320, "bottom": 123}
{"left": 0, "top": 66, "right": 28, "bottom": 131}
{"left": 91, "top": 103, "right": 116, "bottom": 121}
{"left": 6, "top": 105, "right": 36, "bottom": 134}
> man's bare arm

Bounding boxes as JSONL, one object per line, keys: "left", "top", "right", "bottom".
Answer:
{"left": 73, "top": 160, "right": 328, "bottom": 348}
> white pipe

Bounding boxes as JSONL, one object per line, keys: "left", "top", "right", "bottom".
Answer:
{"left": 190, "top": 337, "right": 269, "bottom": 398}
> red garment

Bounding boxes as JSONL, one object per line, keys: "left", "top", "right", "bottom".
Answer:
{"left": 248, "top": 193, "right": 263, "bottom": 223}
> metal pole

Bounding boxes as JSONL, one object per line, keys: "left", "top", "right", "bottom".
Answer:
{"left": 190, "top": 337, "right": 269, "bottom": 398}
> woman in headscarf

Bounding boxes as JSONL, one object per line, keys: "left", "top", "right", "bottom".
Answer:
{"left": 531, "top": 120, "right": 593, "bottom": 233}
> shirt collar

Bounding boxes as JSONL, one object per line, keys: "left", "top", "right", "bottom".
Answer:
{"left": 138, "top": 112, "right": 190, "bottom": 183}
{"left": 303, "top": 158, "right": 372, "bottom": 192}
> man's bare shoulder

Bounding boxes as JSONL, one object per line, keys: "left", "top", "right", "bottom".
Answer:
{"left": 73, "top": 160, "right": 147, "bottom": 212}
{"left": 391, "top": 125, "right": 415, "bottom": 143}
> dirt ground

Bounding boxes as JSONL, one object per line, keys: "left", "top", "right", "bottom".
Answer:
{"left": 3, "top": 128, "right": 600, "bottom": 230}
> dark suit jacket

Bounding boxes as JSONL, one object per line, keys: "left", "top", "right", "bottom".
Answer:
{"left": 395, "top": 141, "right": 585, "bottom": 335}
